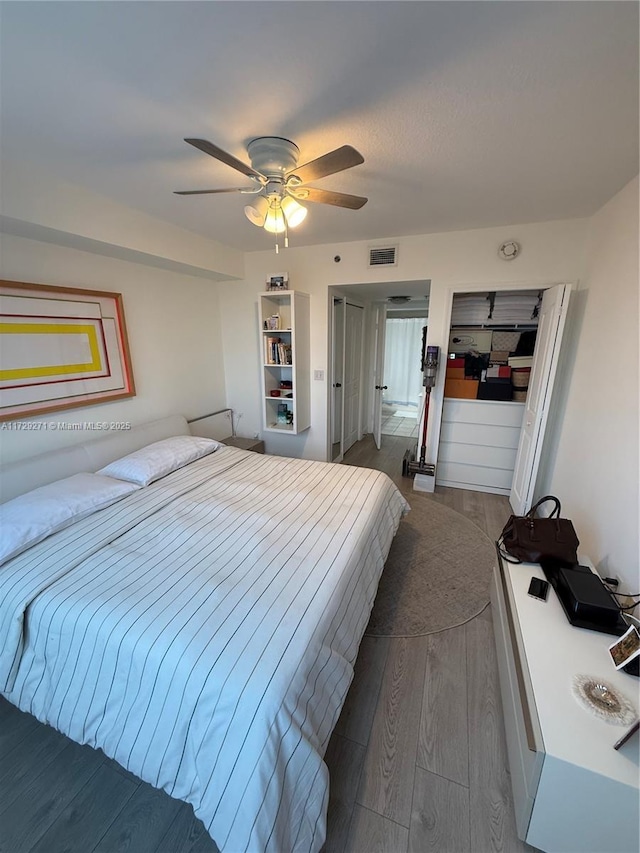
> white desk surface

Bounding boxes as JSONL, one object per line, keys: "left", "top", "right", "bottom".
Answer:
{"left": 505, "top": 560, "right": 639, "bottom": 788}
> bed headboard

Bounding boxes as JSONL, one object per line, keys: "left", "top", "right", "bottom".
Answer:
{"left": 0, "top": 414, "right": 190, "bottom": 503}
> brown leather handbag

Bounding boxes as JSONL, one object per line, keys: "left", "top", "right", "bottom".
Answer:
{"left": 498, "top": 495, "right": 579, "bottom": 565}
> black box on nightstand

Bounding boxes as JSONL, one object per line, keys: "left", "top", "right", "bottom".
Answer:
{"left": 553, "top": 567, "right": 626, "bottom": 634}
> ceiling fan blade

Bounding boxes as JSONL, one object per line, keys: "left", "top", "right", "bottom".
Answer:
{"left": 290, "top": 186, "right": 368, "bottom": 209}
{"left": 184, "top": 138, "right": 264, "bottom": 179}
{"left": 174, "top": 187, "right": 256, "bottom": 195}
{"left": 287, "top": 145, "right": 364, "bottom": 183}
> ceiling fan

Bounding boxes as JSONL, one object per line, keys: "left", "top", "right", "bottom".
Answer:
{"left": 175, "top": 137, "right": 367, "bottom": 247}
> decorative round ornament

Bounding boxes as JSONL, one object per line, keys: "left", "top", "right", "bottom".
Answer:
{"left": 498, "top": 240, "right": 520, "bottom": 261}
{"left": 572, "top": 674, "right": 637, "bottom": 725}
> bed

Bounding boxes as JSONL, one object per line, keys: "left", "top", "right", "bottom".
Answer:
{"left": 0, "top": 416, "right": 408, "bottom": 852}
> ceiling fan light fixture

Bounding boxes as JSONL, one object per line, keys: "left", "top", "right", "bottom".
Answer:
{"left": 281, "top": 196, "right": 307, "bottom": 228}
{"left": 244, "top": 196, "right": 268, "bottom": 227}
{"left": 179, "top": 137, "right": 367, "bottom": 249}
{"left": 264, "top": 201, "right": 286, "bottom": 234}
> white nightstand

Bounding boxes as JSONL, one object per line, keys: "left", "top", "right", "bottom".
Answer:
{"left": 222, "top": 436, "right": 265, "bottom": 454}
{"left": 491, "top": 554, "right": 639, "bottom": 853}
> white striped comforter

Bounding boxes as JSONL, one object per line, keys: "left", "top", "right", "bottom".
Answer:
{"left": 0, "top": 447, "right": 408, "bottom": 852}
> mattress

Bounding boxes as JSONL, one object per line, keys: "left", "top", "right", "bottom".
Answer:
{"left": 0, "top": 446, "right": 408, "bottom": 852}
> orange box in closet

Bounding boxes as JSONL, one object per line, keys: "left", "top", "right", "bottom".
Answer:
{"left": 444, "top": 378, "right": 479, "bottom": 399}
{"left": 445, "top": 367, "right": 466, "bottom": 380}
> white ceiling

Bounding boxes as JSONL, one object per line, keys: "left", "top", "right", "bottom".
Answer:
{"left": 1, "top": 2, "right": 638, "bottom": 253}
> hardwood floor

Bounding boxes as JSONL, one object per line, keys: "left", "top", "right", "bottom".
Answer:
{"left": 329, "top": 433, "right": 538, "bottom": 853}
{"left": 0, "top": 434, "right": 536, "bottom": 853}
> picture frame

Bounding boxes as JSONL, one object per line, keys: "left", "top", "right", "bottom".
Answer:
{"left": 608, "top": 624, "right": 640, "bottom": 670}
{"left": 0, "top": 279, "right": 136, "bottom": 421}
{"left": 266, "top": 272, "right": 289, "bottom": 291}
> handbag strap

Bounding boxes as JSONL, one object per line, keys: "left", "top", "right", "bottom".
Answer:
{"left": 496, "top": 521, "right": 522, "bottom": 564}
{"left": 496, "top": 535, "right": 522, "bottom": 563}
{"left": 526, "top": 495, "right": 561, "bottom": 519}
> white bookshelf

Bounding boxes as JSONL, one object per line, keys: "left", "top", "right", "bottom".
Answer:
{"left": 259, "top": 290, "right": 310, "bottom": 435}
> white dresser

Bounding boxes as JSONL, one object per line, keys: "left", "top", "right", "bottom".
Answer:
{"left": 437, "top": 399, "right": 524, "bottom": 495}
{"left": 491, "top": 555, "right": 639, "bottom": 853}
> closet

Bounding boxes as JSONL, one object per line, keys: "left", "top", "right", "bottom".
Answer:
{"left": 437, "top": 290, "right": 541, "bottom": 496}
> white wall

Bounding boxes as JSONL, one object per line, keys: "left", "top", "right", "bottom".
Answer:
{"left": 1, "top": 162, "right": 244, "bottom": 281}
{"left": 218, "top": 217, "right": 589, "bottom": 460}
{"left": 0, "top": 233, "right": 227, "bottom": 464}
{"left": 537, "top": 177, "right": 639, "bottom": 593}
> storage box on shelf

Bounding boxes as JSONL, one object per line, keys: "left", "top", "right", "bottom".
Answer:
{"left": 512, "top": 367, "right": 531, "bottom": 388}
{"left": 477, "top": 381, "right": 512, "bottom": 401}
{"left": 259, "top": 290, "right": 310, "bottom": 435}
{"left": 443, "top": 377, "right": 479, "bottom": 399}
{"left": 486, "top": 365, "right": 512, "bottom": 379}
{"left": 446, "top": 367, "right": 466, "bottom": 380}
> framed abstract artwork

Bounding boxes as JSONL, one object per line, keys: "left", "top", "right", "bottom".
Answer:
{"left": 0, "top": 280, "right": 136, "bottom": 421}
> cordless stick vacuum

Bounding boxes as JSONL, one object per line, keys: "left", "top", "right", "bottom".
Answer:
{"left": 403, "top": 345, "right": 440, "bottom": 477}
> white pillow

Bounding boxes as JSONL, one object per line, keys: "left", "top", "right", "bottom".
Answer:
{"left": 97, "top": 435, "right": 221, "bottom": 486}
{"left": 0, "top": 473, "right": 140, "bottom": 565}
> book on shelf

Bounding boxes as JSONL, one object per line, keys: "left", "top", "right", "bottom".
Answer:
{"left": 265, "top": 336, "right": 292, "bottom": 365}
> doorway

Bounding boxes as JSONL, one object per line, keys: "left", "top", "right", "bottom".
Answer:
{"left": 429, "top": 282, "right": 572, "bottom": 513}
{"left": 328, "top": 282, "right": 431, "bottom": 461}
{"left": 380, "top": 316, "right": 425, "bottom": 439}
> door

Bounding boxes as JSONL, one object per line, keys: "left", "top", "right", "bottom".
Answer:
{"left": 372, "top": 303, "right": 387, "bottom": 449}
{"left": 343, "top": 302, "right": 364, "bottom": 453}
{"left": 331, "top": 298, "right": 345, "bottom": 457}
{"left": 510, "top": 283, "right": 572, "bottom": 514}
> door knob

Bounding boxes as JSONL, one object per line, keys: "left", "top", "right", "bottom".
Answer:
{"left": 334, "top": 382, "right": 342, "bottom": 388}
{"left": 375, "top": 385, "right": 388, "bottom": 390}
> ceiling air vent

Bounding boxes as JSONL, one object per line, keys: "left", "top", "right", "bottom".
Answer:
{"left": 368, "top": 245, "right": 398, "bottom": 267}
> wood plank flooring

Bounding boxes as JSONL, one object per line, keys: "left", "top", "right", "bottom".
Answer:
{"left": 0, "top": 433, "right": 537, "bottom": 853}
{"left": 331, "top": 434, "right": 537, "bottom": 853}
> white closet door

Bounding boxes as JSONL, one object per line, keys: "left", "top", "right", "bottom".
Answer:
{"left": 343, "top": 303, "right": 363, "bottom": 453}
{"left": 510, "top": 283, "right": 571, "bottom": 514}
{"left": 332, "top": 298, "right": 345, "bottom": 447}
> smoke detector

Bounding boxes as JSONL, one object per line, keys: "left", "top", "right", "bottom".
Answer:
{"left": 387, "top": 295, "right": 411, "bottom": 304}
{"left": 498, "top": 240, "right": 520, "bottom": 261}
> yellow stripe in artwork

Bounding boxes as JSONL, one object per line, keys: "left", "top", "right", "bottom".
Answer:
{"left": 0, "top": 323, "right": 103, "bottom": 380}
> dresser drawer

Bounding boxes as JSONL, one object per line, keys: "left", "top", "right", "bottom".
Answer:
{"left": 443, "top": 399, "right": 525, "bottom": 428}
{"left": 437, "top": 442, "right": 517, "bottom": 470}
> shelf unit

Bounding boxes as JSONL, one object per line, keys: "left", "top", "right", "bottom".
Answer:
{"left": 259, "top": 290, "right": 310, "bottom": 435}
